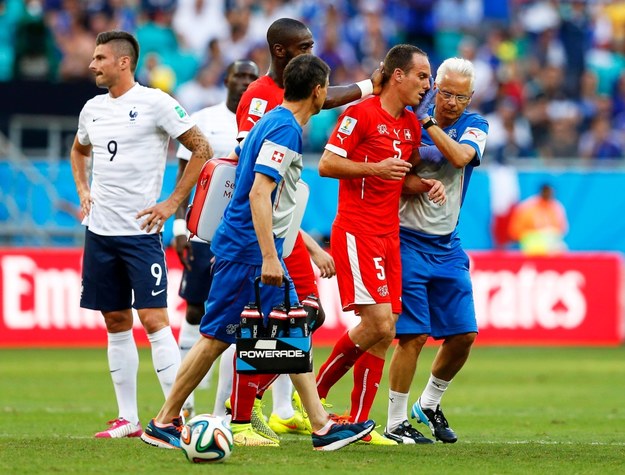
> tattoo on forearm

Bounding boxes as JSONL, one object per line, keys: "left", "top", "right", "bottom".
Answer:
{"left": 178, "top": 126, "right": 213, "bottom": 160}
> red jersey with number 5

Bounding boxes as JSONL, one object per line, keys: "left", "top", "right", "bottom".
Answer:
{"left": 325, "top": 96, "right": 421, "bottom": 236}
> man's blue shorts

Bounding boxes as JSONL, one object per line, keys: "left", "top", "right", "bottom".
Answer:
{"left": 179, "top": 241, "right": 214, "bottom": 304}
{"left": 199, "top": 257, "right": 298, "bottom": 345}
{"left": 395, "top": 241, "right": 478, "bottom": 339}
{"left": 80, "top": 229, "right": 168, "bottom": 312}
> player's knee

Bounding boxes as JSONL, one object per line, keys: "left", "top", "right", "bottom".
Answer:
{"left": 462, "top": 331, "right": 478, "bottom": 347}
{"left": 448, "top": 332, "right": 477, "bottom": 349}
{"left": 414, "top": 333, "right": 429, "bottom": 348}
{"left": 396, "top": 333, "right": 429, "bottom": 358}
{"left": 380, "top": 330, "right": 395, "bottom": 347}
{"left": 370, "top": 317, "right": 396, "bottom": 341}
{"left": 102, "top": 310, "right": 133, "bottom": 332}
{"left": 138, "top": 308, "right": 169, "bottom": 333}
{"left": 185, "top": 303, "right": 205, "bottom": 325}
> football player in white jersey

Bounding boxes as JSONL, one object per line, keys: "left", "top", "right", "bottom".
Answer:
{"left": 70, "top": 30, "right": 212, "bottom": 439}
{"left": 384, "top": 57, "right": 488, "bottom": 444}
{"left": 172, "top": 59, "right": 260, "bottom": 420}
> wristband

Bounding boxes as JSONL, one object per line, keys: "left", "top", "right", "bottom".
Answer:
{"left": 173, "top": 218, "right": 188, "bottom": 237}
{"left": 356, "top": 79, "right": 374, "bottom": 98}
{"left": 422, "top": 116, "right": 438, "bottom": 130}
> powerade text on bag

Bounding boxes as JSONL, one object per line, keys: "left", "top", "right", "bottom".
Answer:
{"left": 236, "top": 277, "right": 313, "bottom": 374}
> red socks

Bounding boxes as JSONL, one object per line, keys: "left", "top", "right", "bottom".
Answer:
{"left": 230, "top": 371, "right": 259, "bottom": 422}
{"left": 316, "top": 332, "right": 364, "bottom": 399}
{"left": 257, "top": 373, "right": 280, "bottom": 397}
{"left": 230, "top": 370, "right": 278, "bottom": 422}
{"left": 350, "top": 351, "right": 385, "bottom": 422}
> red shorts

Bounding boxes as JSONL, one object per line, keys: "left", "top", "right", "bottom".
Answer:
{"left": 284, "top": 232, "right": 317, "bottom": 301}
{"left": 330, "top": 224, "right": 402, "bottom": 314}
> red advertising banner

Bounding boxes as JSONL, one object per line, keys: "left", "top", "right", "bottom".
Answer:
{"left": 0, "top": 248, "right": 623, "bottom": 347}
{"left": 0, "top": 248, "right": 185, "bottom": 347}
{"left": 469, "top": 252, "right": 624, "bottom": 345}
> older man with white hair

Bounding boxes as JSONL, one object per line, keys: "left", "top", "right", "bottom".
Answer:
{"left": 384, "top": 56, "right": 489, "bottom": 445}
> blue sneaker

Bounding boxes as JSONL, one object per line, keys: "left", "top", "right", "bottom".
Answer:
{"left": 140, "top": 417, "right": 183, "bottom": 449}
{"left": 312, "top": 419, "right": 375, "bottom": 451}
{"left": 411, "top": 399, "right": 457, "bottom": 443}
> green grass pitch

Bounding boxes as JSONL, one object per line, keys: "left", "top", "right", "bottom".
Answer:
{"left": 1, "top": 346, "right": 624, "bottom": 474}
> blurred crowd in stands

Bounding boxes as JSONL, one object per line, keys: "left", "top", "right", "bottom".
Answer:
{"left": 1, "top": 0, "right": 625, "bottom": 160}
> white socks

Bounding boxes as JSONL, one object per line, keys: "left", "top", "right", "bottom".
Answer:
{"left": 177, "top": 320, "right": 199, "bottom": 359}
{"left": 420, "top": 374, "right": 450, "bottom": 410}
{"left": 178, "top": 321, "right": 198, "bottom": 411}
{"left": 272, "top": 374, "right": 295, "bottom": 419}
{"left": 178, "top": 320, "right": 214, "bottom": 391}
{"left": 147, "top": 326, "right": 181, "bottom": 398}
{"left": 107, "top": 330, "right": 139, "bottom": 425}
{"left": 386, "top": 389, "right": 409, "bottom": 432}
{"left": 214, "top": 344, "right": 235, "bottom": 418}
{"left": 387, "top": 375, "right": 452, "bottom": 431}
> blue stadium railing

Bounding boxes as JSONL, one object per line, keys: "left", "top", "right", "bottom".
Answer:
{"left": 2, "top": 154, "right": 625, "bottom": 254}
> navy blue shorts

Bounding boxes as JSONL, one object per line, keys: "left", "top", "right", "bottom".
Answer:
{"left": 80, "top": 229, "right": 168, "bottom": 312}
{"left": 179, "top": 241, "right": 215, "bottom": 305}
{"left": 199, "top": 257, "right": 298, "bottom": 345}
{"left": 395, "top": 241, "right": 478, "bottom": 339}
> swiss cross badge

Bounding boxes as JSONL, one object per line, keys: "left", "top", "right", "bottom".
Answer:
{"left": 271, "top": 150, "right": 285, "bottom": 163}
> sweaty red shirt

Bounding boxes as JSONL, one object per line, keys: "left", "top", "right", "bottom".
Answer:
{"left": 236, "top": 75, "right": 284, "bottom": 141}
{"left": 325, "top": 96, "right": 421, "bottom": 236}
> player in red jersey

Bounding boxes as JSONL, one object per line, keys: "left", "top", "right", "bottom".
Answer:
{"left": 315, "top": 44, "right": 446, "bottom": 444}
{"left": 228, "top": 17, "right": 384, "bottom": 445}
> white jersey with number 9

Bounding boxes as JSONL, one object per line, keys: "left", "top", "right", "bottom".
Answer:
{"left": 76, "top": 83, "right": 194, "bottom": 236}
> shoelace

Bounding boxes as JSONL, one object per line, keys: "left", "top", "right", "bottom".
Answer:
{"left": 329, "top": 413, "right": 351, "bottom": 424}
{"left": 404, "top": 424, "right": 426, "bottom": 438}
{"left": 432, "top": 409, "right": 449, "bottom": 428}
{"left": 252, "top": 400, "right": 272, "bottom": 424}
{"left": 171, "top": 417, "right": 183, "bottom": 433}
{"left": 106, "top": 418, "right": 128, "bottom": 427}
